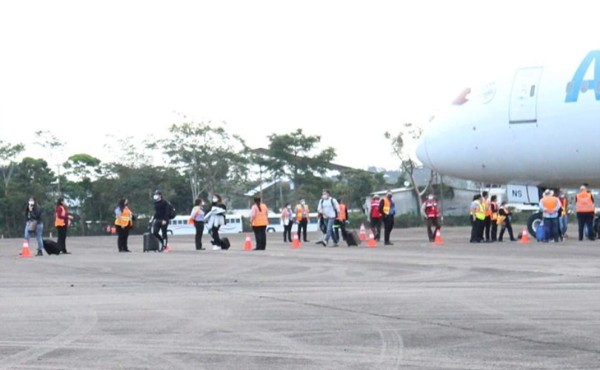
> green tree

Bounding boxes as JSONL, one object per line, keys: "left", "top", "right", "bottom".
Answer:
{"left": 152, "top": 121, "right": 249, "bottom": 203}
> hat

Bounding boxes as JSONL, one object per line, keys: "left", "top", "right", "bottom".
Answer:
{"left": 372, "top": 194, "right": 380, "bottom": 198}
{"left": 543, "top": 189, "right": 552, "bottom": 196}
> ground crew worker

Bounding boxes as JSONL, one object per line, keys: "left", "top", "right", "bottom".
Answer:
{"left": 482, "top": 191, "right": 492, "bottom": 242}
{"left": 295, "top": 199, "right": 310, "bottom": 243}
{"left": 575, "top": 184, "right": 595, "bottom": 241}
{"left": 497, "top": 201, "right": 516, "bottom": 242}
{"left": 421, "top": 193, "right": 441, "bottom": 242}
{"left": 379, "top": 191, "right": 395, "bottom": 245}
{"left": 470, "top": 194, "right": 485, "bottom": 243}
{"left": 55, "top": 196, "right": 74, "bottom": 254}
{"left": 489, "top": 195, "right": 499, "bottom": 242}
{"left": 250, "top": 196, "right": 269, "bottom": 250}
{"left": 539, "top": 189, "right": 561, "bottom": 242}
{"left": 114, "top": 198, "right": 133, "bottom": 252}
{"left": 369, "top": 194, "right": 383, "bottom": 241}
{"left": 558, "top": 191, "right": 568, "bottom": 239}
{"left": 334, "top": 198, "right": 349, "bottom": 242}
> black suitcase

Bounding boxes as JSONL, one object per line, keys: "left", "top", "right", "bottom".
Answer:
{"left": 220, "top": 237, "right": 231, "bottom": 250}
{"left": 143, "top": 232, "right": 160, "bottom": 252}
{"left": 346, "top": 231, "right": 360, "bottom": 247}
{"left": 43, "top": 239, "right": 61, "bottom": 255}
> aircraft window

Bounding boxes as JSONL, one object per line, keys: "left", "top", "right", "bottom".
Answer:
{"left": 452, "top": 88, "right": 471, "bottom": 105}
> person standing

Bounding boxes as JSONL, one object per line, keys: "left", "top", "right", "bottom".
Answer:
{"left": 369, "top": 194, "right": 383, "bottom": 241}
{"left": 379, "top": 191, "right": 396, "bottom": 245}
{"left": 205, "top": 194, "right": 227, "bottom": 250}
{"left": 558, "top": 191, "right": 568, "bottom": 239}
{"left": 334, "top": 198, "right": 349, "bottom": 242}
{"left": 539, "top": 189, "right": 561, "bottom": 242}
{"left": 497, "top": 201, "right": 516, "bottom": 242}
{"left": 24, "top": 197, "right": 44, "bottom": 256}
{"left": 55, "top": 197, "right": 74, "bottom": 254}
{"left": 470, "top": 194, "right": 485, "bottom": 243}
{"left": 114, "top": 198, "right": 133, "bottom": 252}
{"left": 250, "top": 196, "right": 269, "bottom": 250}
{"left": 295, "top": 199, "right": 310, "bottom": 243}
{"left": 281, "top": 202, "right": 293, "bottom": 243}
{"left": 152, "top": 191, "right": 170, "bottom": 251}
{"left": 489, "top": 195, "right": 499, "bottom": 242}
{"left": 317, "top": 190, "right": 340, "bottom": 247}
{"left": 190, "top": 198, "right": 206, "bottom": 250}
{"left": 575, "top": 184, "right": 595, "bottom": 241}
{"left": 481, "top": 191, "right": 492, "bottom": 242}
{"left": 421, "top": 193, "right": 441, "bottom": 242}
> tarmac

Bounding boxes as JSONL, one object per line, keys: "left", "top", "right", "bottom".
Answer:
{"left": 1, "top": 227, "right": 600, "bottom": 370}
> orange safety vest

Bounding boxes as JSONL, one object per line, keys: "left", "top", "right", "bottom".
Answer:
{"left": 115, "top": 207, "right": 133, "bottom": 227}
{"left": 382, "top": 198, "right": 391, "bottom": 215}
{"left": 251, "top": 203, "right": 269, "bottom": 227}
{"left": 55, "top": 205, "right": 67, "bottom": 227}
{"left": 576, "top": 191, "right": 595, "bottom": 213}
{"left": 336, "top": 203, "right": 347, "bottom": 221}
{"left": 490, "top": 201, "right": 498, "bottom": 220}
{"left": 296, "top": 204, "right": 309, "bottom": 221}
{"left": 483, "top": 200, "right": 492, "bottom": 217}
{"left": 541, "top": 196, "right": 559, "bottom": 214}
{"left": 560, "top": 197, "right": 568, "bottom": 216}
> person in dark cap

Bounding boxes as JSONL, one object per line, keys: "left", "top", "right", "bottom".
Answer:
{"left": 152, "top": 190, "right": 169, "bottom": 251}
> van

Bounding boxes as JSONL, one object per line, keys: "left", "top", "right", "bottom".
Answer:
{"left": 167, "top": 214, "right": 243, "bottom": 235}
{"left": 265, "top": 212, "right": 320, "bottom": 233}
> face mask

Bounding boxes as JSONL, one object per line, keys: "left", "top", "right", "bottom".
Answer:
{"left": 428, "top": 196, "right": 433, "bottom": 200}
{"left": 153, "top": 195, "right": 160, "bottom": 201}
{"left": 28, "top": 202, "right": 34, "bottom": 206}
{"left": 201, "top": 201, "right": 205, "bottom": 206}
{"left": 301, "top": 200, "right": 305, "bottom": 205}
{"left": 212, "top": 197, "right": 218, "bottom": 203}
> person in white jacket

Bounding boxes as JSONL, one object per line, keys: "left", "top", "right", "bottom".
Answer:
{"left": 204, "top": 194, "right": 227, "bottom": 250}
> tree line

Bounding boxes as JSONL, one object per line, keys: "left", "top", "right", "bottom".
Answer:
{"left": 0, "top": 123, "right": 389, "bottom": 237}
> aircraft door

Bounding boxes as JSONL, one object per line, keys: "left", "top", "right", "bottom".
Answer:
{"left": 509, "top": 67, "right": 543, "bottom": 124}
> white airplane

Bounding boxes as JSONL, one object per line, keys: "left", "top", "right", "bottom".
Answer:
{"left": 416, "top": 49, "right": 600, "bottom": 232}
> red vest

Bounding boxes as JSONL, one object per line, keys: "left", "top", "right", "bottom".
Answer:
{"left": 424, "top": 200, "right": 440, "bottom": 218}
{"left": 370, "top": 199, "right": 382, "bottom": 218}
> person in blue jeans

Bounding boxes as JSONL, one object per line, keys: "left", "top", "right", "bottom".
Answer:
{"left": 317, "top": 190, "right": 340, "bottom": 247}
{"left": 24, "top": 197, "right": 44, "bottom": 256}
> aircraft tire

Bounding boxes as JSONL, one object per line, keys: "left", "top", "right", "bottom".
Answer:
{"left": 527, "top": 212, "right": 543, "bottom": 237}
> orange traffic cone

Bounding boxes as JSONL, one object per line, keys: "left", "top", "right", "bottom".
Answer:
{"left": 367, "top": 231, "right": 377, "bottom": 248}
{"left": 243, "top": 234, "right": 253, "bottom": 251}
{"left": 20, "top": 239, "right": 32, "bottom": 258}
{"left": 520, "top": 228, "right": 530, "bottom": 244}
{"left": 291, "top": 233, "right": 301, "bottom": 249}
{"left": 164, "top": 243, "right": 172, "bottom": 252}
{"left": 359, "top": 223, "right": 367, "bottom": 241}
{"left": 434, "top": 229, "right": 443, "bottom": 245}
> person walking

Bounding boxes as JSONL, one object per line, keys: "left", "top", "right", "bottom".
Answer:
{"left": 295, "top": 199, "right": 310, "bottom": 243}
{"left": 369, "top": 194, "right": 383, "bottom": 241}
{"left": 152, "top": 191, "right": 169, "bottom": 251}
{"left": 205, "top": 194, "right": 227, "bottom": 250}
{"left": 24, "top": 197, "right": 44, "bottom": 256}
{"left": 575, "top": 184, "right": 595, "bottom": 241}
{"left": 317, "top": 190, "right": 340, "bottom": 247}
{"left": 421, "top": 193, "right": 441, "bottom": 242}
{"left": 190, "top": 198, "right": 206, "bottom": 250}
{"left": 55, "top": 197, "right": 74, "bottom": 254}
{"left": 114, "top": 198, "right": 133, "bottom": 252}
{"left": 379, "top": 191, "right": 396, "bottom": 245}
{"left": 250, "top": 196, "right": 269, "bottom": 250}
{"left": 281, "top": 202, "right": 293, "bottom": 243}
{"left": 497, "top": 201, "right": 517, "bottom": 242}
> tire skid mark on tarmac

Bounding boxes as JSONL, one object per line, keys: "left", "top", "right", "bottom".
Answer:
{"left": 0, "top": 310, "right": 98, "bottom": 370}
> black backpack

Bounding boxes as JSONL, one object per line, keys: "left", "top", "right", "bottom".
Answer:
{"left": 167, "top": 201, "right": 176, "bottom": 220}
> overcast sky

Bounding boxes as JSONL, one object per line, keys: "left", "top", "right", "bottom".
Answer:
{"left": 1, "top": 1, "right": 597, "bottom": 170}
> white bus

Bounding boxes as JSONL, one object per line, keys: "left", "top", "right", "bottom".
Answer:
{"left": 167, "top": 214, "right": 244, "bottom": 235}
{"left": 266, "top": 212, "right": 321, "bottom": 233}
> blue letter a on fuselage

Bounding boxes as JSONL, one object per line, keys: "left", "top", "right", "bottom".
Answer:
{"left": 565, "top": 50, "right": 600, "bottom": 103}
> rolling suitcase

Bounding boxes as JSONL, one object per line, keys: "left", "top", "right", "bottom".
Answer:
{"left": 220, "top": 237, "right": 231, "bottom": 250}
{"left": 43, "top": 239, "right": 61, "bottom": 255}
{"left": 346, "top": 231, "right": 360, "bottom": 247}
{"left": 535, "top": 223, "right": 546, "bottom": 242}
{"left": 143, "top": 232, "right": 160, "bottom": 252}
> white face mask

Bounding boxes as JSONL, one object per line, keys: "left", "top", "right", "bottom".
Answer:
{"left": 428, "top": 196, "right": 434, "bottom": 200}
{"left": 300, "top": 200, "right": 305, "bottom": 205}
{"left": 212, "top": 197, "right": 218, "bottom": 203}
{"left": 153, "top": 194, "right": 160, "bottom": 201}
{"left": 28, "top": 202, "right": 34, "bottom": 206}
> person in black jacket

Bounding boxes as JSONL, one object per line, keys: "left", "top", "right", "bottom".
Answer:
{"left": 24, "top": 197, "right": 44, "bottom": 256}
{"left": 152, "top": 190, "right": 169, "bottom": 251}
